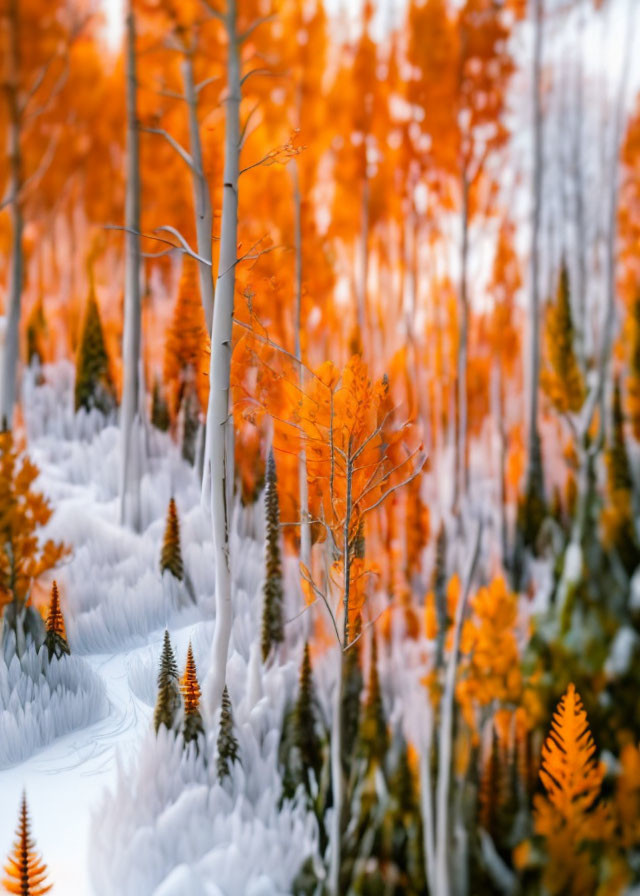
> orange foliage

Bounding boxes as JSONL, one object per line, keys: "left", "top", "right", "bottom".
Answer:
{"left": 534, "top": 684, "right": 614, "bottom": 895}
{"left": 2, "top": 793, "right": 52, "bottom": 896}
{"left": 0, "top": 432, "right": 68, "bottom": 614}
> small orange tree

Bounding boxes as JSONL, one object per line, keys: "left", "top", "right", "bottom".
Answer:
{"left": 2, "top": 792, "right": 52, "bottom": 895}
{"left": 235, "top": 342, "right": 424, "bottom": 894}
{"left": 0, "top": 432, "right": 68, "bottom": 649}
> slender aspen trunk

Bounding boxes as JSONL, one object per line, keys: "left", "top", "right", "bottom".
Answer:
{"left": 434, "top": 523, "right": 481, "bottom": 895}
{"left": 454, "top": 173, "right": 470, "bottom": 511}
{"left": 357, "top": 176, "right": 369, "bottom": 344}
{"left": 183, "top": 52, "right": 214, "bottom": 333}
{"left": 0, "top": 0, "right": 23, "bottom": 430}
{"left": 292, "top": 161, "right": 311, "bottom": 572}
{"left": 524, "top": 0, "right": 544, "bottom": 504}
{"left": 328, "top": 446, "right": 353, "bottom": 895}
{"left": 493, "top": 362, "right": 509, "bottom": 568}
{"left": 329, "top": 650, "right": 345, "bottom": 896}
{"left": 557, "top": 0, "right": 635, "bottom": 609}
{"left": 205, "top": 0, "right": 240, "bottom": 715}
{"left": 119, "top": 2, "right": 143, "bottom": 530}
{"left": 419, "top": 709, "right": 436, "bottom": 895}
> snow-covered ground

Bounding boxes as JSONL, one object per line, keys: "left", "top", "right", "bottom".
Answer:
{"left": 0, "top": 365, "right": 316, "bottom": 895}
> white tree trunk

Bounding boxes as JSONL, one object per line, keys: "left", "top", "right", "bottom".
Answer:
{"left": 292, "top": 161, "right": 311, "bottom": 572}
{"left": 328, "top": 650, "right": 344, "bottom": 896}
{"left": 183, "top": 52, "right": 214, "bottom": 334}
{"left": 454, "top": 174, "right": 470, "bottom": 511}
{"left": 524, "top": 0, "right": 544, "bottom": 497}
{"left": 434, "top": 523, "right": 481, "bottom": 895}
{"left": 119, "top": 1, "right": 143, "bottom": 530}
{"left": 0, "top": 0, "right": 23, "bottom": 430}
{"left": 418, "top": 707, "right": 436, "bottom": 895}
{"left": 205, "top": 0, "right": 240, "bottom": 715}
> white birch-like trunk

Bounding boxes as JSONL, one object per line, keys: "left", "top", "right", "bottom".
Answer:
{"left": 205, "top": 0, "right": 240, "bottom": 715}
{"left": 292, "top": 161, "right": 311, "bottom": 572}
{"left": 557, "top": 0, "right": 635, "bottom": 610}
{"left": 454, "top": 174, "right": 470, "bottom": 511}
{"left": 357, "top": 177, "right": 369, "bottom": 345}
{"left": 328, "top": 649, "right": 344, "bottom": 896}
{"left": 524, "top": 0, "right": 544, "bottom": 498}
{"left": 119, "top": 1, "right": 143, "bottom": 530}
{"left": 183, "top": 51, "right": 214, "bottom": 334}
{"left": 418, "top": 707, "right": 436, "bottom": 895}
{"left": 0, "top": 0, "right": 23, "bottom": 430}
{"left": 434, "top": 523, "right": 481, "bottom": 895}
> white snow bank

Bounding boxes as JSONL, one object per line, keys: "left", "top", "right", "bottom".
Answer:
{"left": 0, "top": 632, "right": 108, "bottom": 768}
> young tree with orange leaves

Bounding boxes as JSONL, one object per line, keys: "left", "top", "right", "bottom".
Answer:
{"left": 44, "top": 579, "right": 70, "bottom": 660}
{"left": 266, "top": 354, "right": 424, "bottom": 894}
{"left": 532, "top": 684, "right": 620, "bottom": 894}
{"left": 0, "top": 431, "right": 67, "bottom": 653}
{"left": 2, "top": 792, "right": 52, "bottom": 896}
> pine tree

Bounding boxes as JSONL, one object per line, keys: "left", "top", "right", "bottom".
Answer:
{"left": 608, "top": 378, "right": 633, "bottom": 494}
{"left": 43, "top": 580, "right": 70, "bottom": 660}
{"left": 294, "top": 642, "right": 322, "bottom": 787}
{"left": 74, "top": 282, "right": 116, "bottom": 415}
{"left": 603, "top": 377, "right": 639, "bottom": 575}
{"left": 341, "top": 615, "right": 363, "bottom": 768}
{"left": 2, "top": 792, "right": 52, "bottom": 896}
{"left": 359, "top": 633, "right": 388, "bottom": 764}
{"left": 542, "top": 264, "right": 585, "bottom": 414}
{"left": 181, "top": 642, "right": 204, "bottom": 751}
{"left": 180, "top": 382, "right": 200, "bottom": 466}
{"left": 151, "top": 379, "right": 170, "bottom": 432}
{"left": 160, "top": 497, "right": 184, "bottom": 581}
{"left": 627, "top": 293, "right": 640, "bottom": 440}
{"left": 217, "top": 685, "right": 239, "bottom": 782}
{"left": 433, "top": 523, "right": 447, "bottom": 667}
{"left": 153, "top": 629, "right": 182, "bottom": 734}
{"left": 534, "top": 684, "right": 612, "bottom": 895}
{"left": 261, "top": 449, "right": 284, "bottom": 662}
{"left": 25, "top": 299, "right": 46, "bottom": 367}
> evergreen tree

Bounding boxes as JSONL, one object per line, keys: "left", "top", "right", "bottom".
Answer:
{"left": 603, "top": 376, "right": 639, "bottom": 575}
{"left": 181, "top": 642, "right": 204, "bottom": 751}
{"left": 341, "top": 615, "right": 363, "bottom": 769}
{"left": 2, "top": 792, "right": 51, "bottom": 896}
{"left": 433, "top": 523, "right": 448, "bottom": 667}
{"left": 359, "top": 633, "right": 388, "bottom": 764}
{"left": 43, "top": 580, "right": 70, "bottom": 660}
{"left": 261, "top": 449, "right": 284, "bottom": 661}
{"left": 542, "top": 264, "right": 585, "bottom": 414}
{"left": 153, "top": 629, "right": 182, "bottom": 734}
{"left": 74, "top": 282, "right": 116, "bottom": 414}
{"left": 627, "top": 292, "right": 640, "bottom": 440}
{"left": 160, "top": 497, "right": 184, "bottom": 581}
{"left": 217, "top": 685, "right": 239, "bottom": 782}
{"left": 26, "top": 298, "right": 46, "bottom": 367}
{"left": 151, "top": 379, "right": 170, "bottom": 432}
{"left": 294, "top": 642, "right": 322, "bottom": 788}
{"left": 180, "top": 381, "right": 200, "bottom": 466}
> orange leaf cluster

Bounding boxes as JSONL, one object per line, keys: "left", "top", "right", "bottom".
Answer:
{"left": 0, "top": 432, "right": 68, "bottom": 614}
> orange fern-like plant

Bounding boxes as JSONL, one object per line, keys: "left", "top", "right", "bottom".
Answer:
{"left": 2, "top": 793, "right": 52, "bottom": 895}
{"left": 534, "top": 684, "right": 612, "bottom": 895}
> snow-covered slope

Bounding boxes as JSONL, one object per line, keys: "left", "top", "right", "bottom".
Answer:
{"left": 0, "top": 365, "right": 316, "bottom": 895}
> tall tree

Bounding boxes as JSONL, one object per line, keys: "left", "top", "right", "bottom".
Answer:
{"left": 261, "top": 449, "right": 284, "bottom": 662}
{"left": 120, "top": 0, "right": 144, "bottom": 531}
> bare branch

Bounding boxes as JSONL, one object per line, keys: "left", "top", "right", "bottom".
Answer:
{"left": 141, "top": 126, "right": 196, "bottom": 172}
{"left": 240, "top": 67, "right": 274, "bottom": 88}
{"left": 195, "top": 74, "right": 221, "bottom": 95}
{"left": 200, "top": 0, "right": 225, "bottom": 22}
{"left": 237, "top": 15, "right": 276, "bottom": 44}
